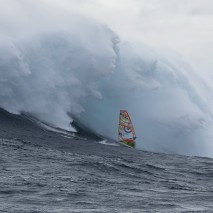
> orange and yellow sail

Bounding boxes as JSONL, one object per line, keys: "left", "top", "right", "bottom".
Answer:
{"left": 118, "top": 110, "right": 136, "bottom": 148}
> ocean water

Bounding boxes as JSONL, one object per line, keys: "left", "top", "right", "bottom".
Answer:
{"left": 0, "top": 109, "right": 213, "bottom": 213}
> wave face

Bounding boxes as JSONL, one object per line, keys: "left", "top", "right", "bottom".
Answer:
{"left": 0, "top": 1, "right": 213, "bottom": 157}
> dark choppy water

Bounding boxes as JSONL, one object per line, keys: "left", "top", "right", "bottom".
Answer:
{"left": 0, "top": 109, "right": 213, "bottom": 212}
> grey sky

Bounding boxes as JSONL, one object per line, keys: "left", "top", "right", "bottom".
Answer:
{"left": 2, "top": 0, "right": 213, "bottom": 69}
{"left": 47, "top": 0, "right": 213, "bottom": 75}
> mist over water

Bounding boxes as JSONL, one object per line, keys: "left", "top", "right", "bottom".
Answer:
{"left": 0, "top": 1, "right": 213, "bottom": 157}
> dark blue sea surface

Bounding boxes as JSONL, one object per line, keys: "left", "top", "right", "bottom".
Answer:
{"left": 0, "top": 108, "right": 213, "bottom": 212}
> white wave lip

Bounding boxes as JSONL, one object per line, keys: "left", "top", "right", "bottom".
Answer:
{"left": 79, "top": 42, "right": 213, "bottom": 157}
{"left": 0, "top": 10, "right": 119, "bottom": 131}
{"left": 0, "top": 1, "right": 213, "bottom": 157}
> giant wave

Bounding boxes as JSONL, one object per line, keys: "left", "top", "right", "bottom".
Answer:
{"left": 0, "top": 1, "right": 213, "bottom": 157}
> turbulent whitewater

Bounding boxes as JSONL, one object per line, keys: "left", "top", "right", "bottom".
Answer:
{"left": 0, "top": 1, "right": 213, "bottom": 157}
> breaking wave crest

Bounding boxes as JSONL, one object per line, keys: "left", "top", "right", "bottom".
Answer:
{"left": 0, "top": 1, "right": 213, "bottom": 157}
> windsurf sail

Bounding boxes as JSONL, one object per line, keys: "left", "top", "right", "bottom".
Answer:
{"left": 118, "top": 110, "right": 136, "bottom": 148}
